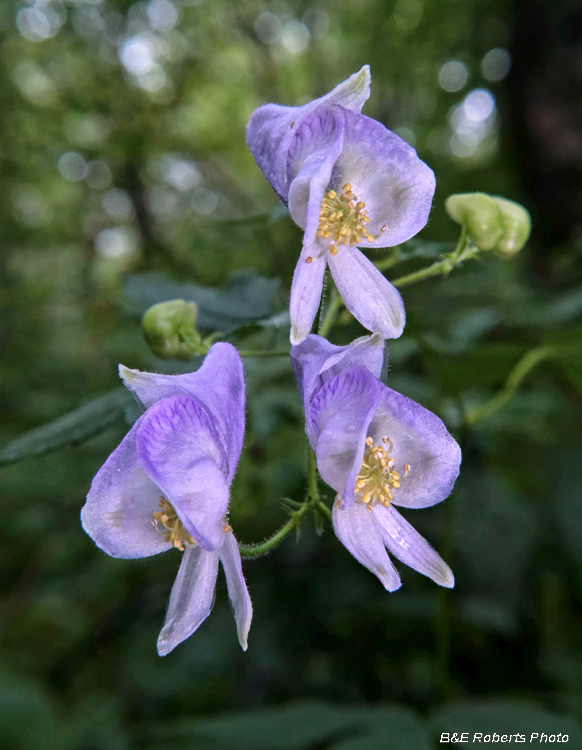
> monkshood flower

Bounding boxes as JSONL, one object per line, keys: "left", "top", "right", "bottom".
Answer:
{"left": 81, "top": 343, "right": 252, "bottom": 655}
{"left": 291, "top": 335, "right": 461, "bottom": 590}
{"left": 247, "top": 66, "right": 436, "bottom": 344}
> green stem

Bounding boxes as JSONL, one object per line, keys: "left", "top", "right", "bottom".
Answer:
{"left": 318, "top": 288, "right": 342, "bottom": 339}
{"left": 307, "top": 446, "right": 319, "bottom": 502}
{"left": 238, "top": 508, "right": 309, "bottom": 558}
{"left": 238, "top": 447, "right": 329, "bottom": 558}
{"left": 391, "top": 228, "right": 477, "bottom": 289}
{"left": 466, "top": 345, "right": 556, "bottom": 425}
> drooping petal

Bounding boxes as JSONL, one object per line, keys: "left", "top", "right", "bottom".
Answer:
{"left": 136, "top": 395, "right": 230, "bottom": 551}
{"left": 81, "top": 418, "right": 171, "bottom": 559}
{"left": 289, "top": 251, "right": 326, "bottom": 345}
{"left": 120, "top": 343, "right": 245, "bottom": 481}
{"left": 328, "top": 246, "right": 405, "bottom": 339}
{"left": 333, "top": 500, "right": 401, "bottom": 591}
{"left": 309, "top": 366, "right": 382, "bottom": 507}
{"left": 374, "top": 505, "right": 454, "bottom": 587}
{"left": 157, "top": 547, "right": 220, "bottom": 656}
{"left": 368, "top": 387, "right": 461, "bottom": 509}
{"left": 219, "top": 531, "right": 253, "bottom": 650}
{"left": 329, "top": 108, "right": 436, "bottom": 248}
{"left": 246, "top": 66, "right": 370, "bottom": 202}
{"left": 291, "top": 332, "right": 385, "bottom": 409}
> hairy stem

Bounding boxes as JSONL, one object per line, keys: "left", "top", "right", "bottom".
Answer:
{"left": 239, "top": 447, "right": 328, "bottom": 558}
{"left": 318, "top": 288, "right": 342, "bottom": 339}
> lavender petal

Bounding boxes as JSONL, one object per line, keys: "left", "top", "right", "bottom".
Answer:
{"left": 333, "top": 500, "right": 401, "bottom": 591}
{"left": 368, "top": 387, "right": 462, "bottom": 509}
{"left": 309, "top": 366, "right": 382, "bottom": 507}
{"left": 246, "top": 66, "right": 370, "bottom": 202}
{"left": 330, "top": 109, "right": 436, "bottom": 248}
{"left": 120, "top": 343, "right": 245, "bottom": 482}
{"left": 136, "top": 395, "right": 230, "bottom": 551}
{"left": 219, "top": 531, "right": 253, "bottom": 650}
{"left": 157, "top": 547, "right": 220, "bottom": 656}
{"left": 374, "top": 505, "right": 454, "bottom": 587}
{"left": 291, "top": 333, "right": 385, "bottom": 409}
{"left": 81, "top": 418, "right": 172, "bottom": 559}
{"left": 328, "top": 246, "right": 405, "bottom": 339}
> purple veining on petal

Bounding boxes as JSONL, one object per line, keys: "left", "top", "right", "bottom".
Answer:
{"left": 332, "top": 500, "right": 401, "bottom": 591}
{"left": 120, "top": 343, "right": 245, "bottom": 482}
{"left": 83, "top": 346, "right": 251, "bottom": 654}
{"left": 136, "top": 394, "right": 230, "bottom": 551}
{"left": 246, "top": 66, "right": 371, "bottom": 202}
{"left": 291, "top": 332, "right": 385, "bottom": 409}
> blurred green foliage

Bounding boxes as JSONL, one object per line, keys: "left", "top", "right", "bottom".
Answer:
{"left": 2, "top": 0, "right": 582, "bottom": 748}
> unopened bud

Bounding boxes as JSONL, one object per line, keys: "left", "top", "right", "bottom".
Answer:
{"left": 493, "top": 197, "right": 531, "bottom": 257}
{"left": 142, "top": 299, "right": 202, "bottom": 360}
{"left": 446, "top": 192, "right": 531, "bottom": 257}
{"left": 445, "top": 192, "right": 503, "bottom": 250}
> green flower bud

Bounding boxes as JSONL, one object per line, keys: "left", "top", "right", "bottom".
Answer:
{"left": 492, "top": 197, "right": 532, "bottom": 257}
{"left": 446, "top": 192, "right": 531, "bottom": 257}
{"left": 142, "top": 299, "right": 202, "bottom": 361}
{"left": 445, "top": 192, "right": 503, "bottom": 251}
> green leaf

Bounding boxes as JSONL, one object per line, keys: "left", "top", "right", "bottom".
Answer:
{"left": 431, "top": 698, "right": 582, "bottom": 746}
{"left": 139, "top": 701, "right": 431, "bottom": 750}
{"left": 124, "top": 269, "right": 280, "bottom": 333}
{"left": 0, "top": 388, "right": 134, "bottom": 466}
{"left": 331, "top": 706, "right": 432, "bottom": 750}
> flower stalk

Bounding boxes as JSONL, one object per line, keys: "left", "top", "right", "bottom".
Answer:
{"left": 239, "top": 447, "right": 330, "bottom": 558}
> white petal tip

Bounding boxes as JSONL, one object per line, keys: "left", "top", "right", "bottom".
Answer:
{"left": 441, "top": 572, "right": 455, "bottom": 589}
{"left": 118, "top": 364, "right": 140, "bottom": 382}
{"left": 290, "top": 329, "right": 307, "bottom": 346}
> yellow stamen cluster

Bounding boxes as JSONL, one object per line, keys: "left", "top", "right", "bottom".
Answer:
{"left": 317, "top": 183, "right": 377, "bottom": 253}
{"left": 152, "top": 497, "right": 197, "bottom": 551}
{"left": 355, "top": 436, "right": 411, "bottom": 509}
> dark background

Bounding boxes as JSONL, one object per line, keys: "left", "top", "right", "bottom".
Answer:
{"left": 2, "top": 0, "right": 582, "bottom": 747}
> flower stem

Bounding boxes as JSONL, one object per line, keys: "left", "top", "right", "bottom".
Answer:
{"left": 391, "top": 228, "right": 477, "bottom": 289}
{"left": 238, "top": 447, "right": 329, "bottom": 558}
{"left": 465, "top": 345, "right": 556, "bottom": 425}
{"left": 318, "top": 287, "right": 342, "bottom": 339}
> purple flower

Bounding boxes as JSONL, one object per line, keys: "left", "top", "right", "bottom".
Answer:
{"left": 292, "top": 336, "right": 460, "bottom": 590}
{"left": 81, "top": 343, "right": 252, "bottom": 655}
{"left": 247, "top": 67, "right": 436, "bottom": 344}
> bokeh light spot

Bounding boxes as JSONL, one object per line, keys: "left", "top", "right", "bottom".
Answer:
{"left": 481, "top": 48, "right": 511, "bottom": 82}
{"left": 58, "top": 152, "right": 88, "bottom": 182}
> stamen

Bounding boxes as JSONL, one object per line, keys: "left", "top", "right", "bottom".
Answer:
{"left": 352, "top": 436, "right": 410, "bottom": 509}
{"left": 305, "top": 256, "right": 313, "bottom": 264}
{"left": 152, "top": 497, "right": 197, "bottom": 551}
{"left": 317, "top": 184, "right": 385, "bottom": 251}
